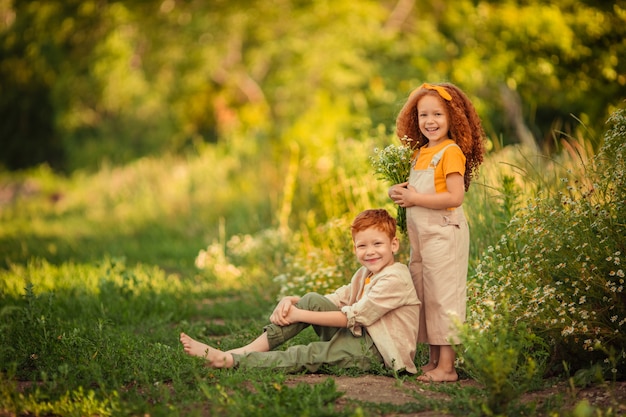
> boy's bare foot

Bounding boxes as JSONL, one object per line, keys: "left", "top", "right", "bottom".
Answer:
{"left": 180, "top": 332, "right": 210, "bottom": 358}
{"left": 179, "top": 333, "right": 234, "bottom": 368}
{"left": 416, "top": 368, "right": 458, "bottom": 383}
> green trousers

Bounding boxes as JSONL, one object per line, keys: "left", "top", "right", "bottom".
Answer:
{"left": 232, "top": 293, "right": 383, "bottom": 373}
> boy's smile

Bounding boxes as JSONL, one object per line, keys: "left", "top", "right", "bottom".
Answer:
{"left": 353, "top": 227, "right": 399, "bottom": 275}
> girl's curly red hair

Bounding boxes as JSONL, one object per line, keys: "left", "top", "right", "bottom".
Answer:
{"left": 395, "top": 83, "right": 486, "bottom": 190}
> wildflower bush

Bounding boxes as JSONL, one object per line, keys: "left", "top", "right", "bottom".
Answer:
{"left": 469, "top": 109, "right": 626, "bottom": 377}
{"left": 195, "top": 228, "right": 292, "bottom": 291}
{"left": 273, "top": 217, "right": 360, "bottom": 299}
{"left": 194, "top": 217, "right": 361, "bottom": 299}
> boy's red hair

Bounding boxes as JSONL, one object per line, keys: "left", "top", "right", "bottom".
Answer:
{"left": 351, "top": 209, "right": 397, "bottom": 240}
{"left": 395, "top": 82, "right": 486, "bottom": 191}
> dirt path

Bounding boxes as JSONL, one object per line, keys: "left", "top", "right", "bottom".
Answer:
{"left": 285, "top": 374, "right": 626, "bottom": 416}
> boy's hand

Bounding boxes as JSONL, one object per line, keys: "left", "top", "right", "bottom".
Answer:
{"left": 283, "top": 305, "right": 302, "bottom": 325}
{"left": 270, "top": 296, "right": 299, "bottom": 326}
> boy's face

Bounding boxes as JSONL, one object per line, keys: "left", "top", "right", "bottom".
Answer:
{"left": 353, "top": 227, "right": 399, "bottom": 275}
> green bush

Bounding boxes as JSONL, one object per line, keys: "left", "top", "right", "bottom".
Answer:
{"left": 457, "top": 297, "right": 548, "bottom": 416}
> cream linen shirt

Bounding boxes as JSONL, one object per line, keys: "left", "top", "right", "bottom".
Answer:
{"left": 325, "top": 262, "right": 421, "bottom": 374}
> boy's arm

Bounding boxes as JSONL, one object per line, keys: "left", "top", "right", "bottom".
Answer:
{"left": 286, "top": 306, "right": 348, "bottom": 328}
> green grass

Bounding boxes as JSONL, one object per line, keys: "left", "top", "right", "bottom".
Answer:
{"left": 1, "top": 112, "right": 625, "bottom": 415}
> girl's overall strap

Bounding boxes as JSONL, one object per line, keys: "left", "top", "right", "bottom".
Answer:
{"left": 429, "top": 143, "right": 460, "bottom": 168}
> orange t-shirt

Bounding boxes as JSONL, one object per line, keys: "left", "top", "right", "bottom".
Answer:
{"left": 412, "top": 139, "right": 466, "bottom": 193}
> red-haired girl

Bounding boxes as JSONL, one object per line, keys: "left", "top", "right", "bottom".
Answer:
{"left": 389, "top": 83, "right": 486, "bottom": 382}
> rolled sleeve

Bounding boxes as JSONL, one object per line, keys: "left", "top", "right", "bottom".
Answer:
{"left": 341, "top": 305, "right": 363, "bottom": 336}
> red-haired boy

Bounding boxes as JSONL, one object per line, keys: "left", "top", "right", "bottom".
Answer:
{"left": 180, "top": 209, "right": 421, "bottom": 374}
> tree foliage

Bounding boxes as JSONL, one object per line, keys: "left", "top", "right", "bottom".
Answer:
{"left": 1, "top": 0, "right": 625, "bottom": 172}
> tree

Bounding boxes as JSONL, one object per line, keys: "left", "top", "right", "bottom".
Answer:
{"left": 1, "top": 0, "right": 624, "bottom": 172}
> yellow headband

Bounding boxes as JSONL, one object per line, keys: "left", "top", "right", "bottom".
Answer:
{"left": 419, "top": 83, "right": 452, "bottom": 101}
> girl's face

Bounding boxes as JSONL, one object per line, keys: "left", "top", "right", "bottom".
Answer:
{"left": 417, "top": 94, "right": 450, "bottom": 146}
{"left": 353, "top": 227, "right": 399, "bottom": 275}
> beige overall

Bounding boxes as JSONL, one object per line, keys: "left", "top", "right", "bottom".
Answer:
{"left": 407, "top": 144, "right": 469, "bottom": 345}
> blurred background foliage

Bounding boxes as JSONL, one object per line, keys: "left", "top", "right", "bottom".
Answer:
{"left": 1, "top": 0, "right": 625, "bottom": 173}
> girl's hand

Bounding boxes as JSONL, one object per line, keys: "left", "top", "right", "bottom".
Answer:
{"left": 388, "top": 182, "right": 409, "bottom": 200}
{"left": 389, "top": 182, "right": 417, "bottom": 208}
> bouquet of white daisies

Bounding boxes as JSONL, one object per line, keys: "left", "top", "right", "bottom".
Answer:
{"left": 370, "top": 138, "right": 414, "bottom": 234}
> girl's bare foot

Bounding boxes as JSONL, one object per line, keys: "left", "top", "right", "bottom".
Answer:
{"left": 416, "top": 368, "right": 458, "bottom": 383}
{"left": 421, "top": 362, "right": 437, "bottom": 373}
{"left": 179, "top": 333, "right": 234, "bottom": 368}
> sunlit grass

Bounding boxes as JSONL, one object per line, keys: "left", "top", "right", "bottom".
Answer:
{"left": 0, "top": 146, "right": 279, "bottom": 273}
